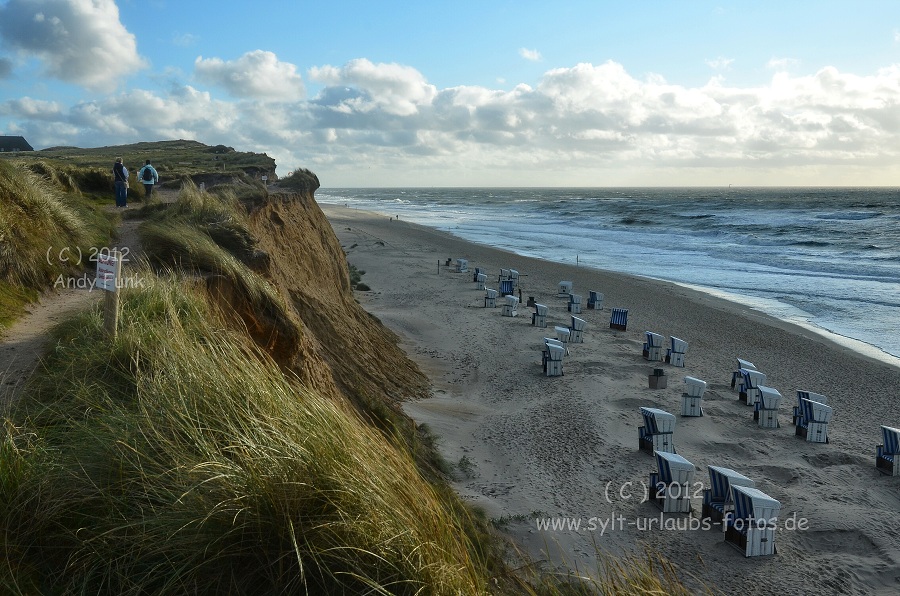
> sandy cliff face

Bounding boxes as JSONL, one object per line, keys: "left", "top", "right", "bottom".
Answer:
{"left": 242, "top": 189, "right": 429, "bottom": 409}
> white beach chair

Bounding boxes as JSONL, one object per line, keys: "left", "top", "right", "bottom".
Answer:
{"left": 739, "top": 369, "right": 766, "bottom": 406}
{"left": 876, "top": 425, "right": 900, "bottom": 476}
{"left": 587, "top": 290, "right": 603, "bottom": 310}
{"left": 554, "top": 326, "right": 571, "bottom": 355}
{"left": 754, "top": 385, "right": 782, "bottom": 429}
{"left": 557, "top": 280, "right": 573, "bottom": 297}
{"left": 455, "top": 258, "right": 468, "bottom": 273}
{"left": 795, "top": 398, "right": 833, "bottom": 443}
{"left": 650, "top": 451, "right": 695, "bottom": 513}
{"left": 731, "top": 358, "right": 756, "bottom": 389}
{"left": 531, "top": 303, "right": 548, "bottom": 328}
{"left": 609, "top": 307, "right": 628, "bottom": 331}
{"left": 702, "top": 466, "right": 755, "bottom": 523}
{"left": 484, "top": 288, "right": 498, "bottom": 308}
{"left": 509, "top": 269, "right": 520, "bottom": 287}
{"left": 569, "top": 316, "right": 587, "bottom": 343}
{"left": 543, "top": 341, "right": 565, "bottom": 377}
{"left": 502, "top": 294, "right": 519, "bottom": 317}
{"left": 682, "top": 376, "right": 707, "bottom": 417}
{"left": 475, "top": 272, "right": 487, "bottom": 290}
{"left": 725, "top": 486, "right": 781, "bottom": 557}
{"left": 643, "top": 332, "right": 665, "bottom": 361}
{"left": 666, "top": 336, "right": 688, "bottom": 367}
{"left": 638, "top": 407, "right": 676, "bottom": 453}
{"left": 567, "top": 293, "right": 583, "bottom": 314}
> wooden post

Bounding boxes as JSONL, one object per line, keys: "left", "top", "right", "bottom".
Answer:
{"left": 99, "top": 249, "right": 122, "bottom": 339}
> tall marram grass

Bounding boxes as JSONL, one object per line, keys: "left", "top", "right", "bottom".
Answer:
{"left": 3, "top": 275, "right": 489, "bottom": 594}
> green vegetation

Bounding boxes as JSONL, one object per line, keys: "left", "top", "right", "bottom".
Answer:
{"left": 2, "top": 277, "right": 489, "bottom": 594}
{"left": 0, "top": 160, "right": 115, "bottom": 329}
{"left": 348, "top": 263, "right": 370, "bottom": 291}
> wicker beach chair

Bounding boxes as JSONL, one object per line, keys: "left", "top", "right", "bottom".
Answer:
{"left": 754, "top": 385, "right": 782, "bottom": 428}
{"left": 638, "top": 407, "right": 676, "bottom": 453}
{"left": 455, "top": 258, "right": 468, "bottom": 273}
{"left": 795, "top": 398, "right": 833, "bottom": 443}
{"left": 792, "top": 390, "right": 827, "bottom": 426}
{"left": 502, "top": 294, "right": 519, "bottom": 317}
{"left": 725, "top": 486, "right": 781, "bottom": 557}
{"left": 643, "top": 332, "right": 665, "bottom": 361}
{"left": 567, "top": 293, "right": 583, "bottom": 314}
{"left": 531, "top": 303, "right": 548, "bottom": 328}
{"left": 666, "top": 336, "right": 688, "bottom": 367}
{"left": 731, "top": 357, "right": 756, "bottom": 389}
{"left": 484, "top": 288, "right": 498, "bottom": 308}
{"left": 739, "top": 369, "right": 767, "bottom": 405}
{"left": 569, "top": 316, "right": 586, "bottom": 343}
{"left": 876, "top": 426, "right": 900, "bottom": 476}
{"left": 702, "top": 466, "right": 755, "bottom": 523}
{"left": 649, "top": 451, "right": 695, "bottom": 513}
{"left": 587, "top": 290, "right": 603, "bottom": 310}
{"left": 609, "top": 307, "right": 628, "bottom": 331}
{"left": 682, "top": 376, "right": 707, "bottom": 417}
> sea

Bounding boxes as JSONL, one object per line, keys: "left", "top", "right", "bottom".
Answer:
{"left": 317, "top": 187, "right": 900, "bottom": 367}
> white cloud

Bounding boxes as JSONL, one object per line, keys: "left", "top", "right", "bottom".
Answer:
{"left": 172, "top": 33, "right": 200, "bottom": 48}
{"left": 519, "top": 48, "right": 542, "bottom": 61}
{"left": 194, "top": 50, "right": 305, "bottom": 100}
{"left": 767, "top": 57, "right": 800, "bottom": 70}
{"left": 7, "top": 58, "right": 900, "bottom": 185}
{"left": 309, "top": 58, "right": 436, "bottom": 116}
{"left": 705, "top": 56, "right": 734, "bottom": 70}
{"left": 0, "top": 0, "right": 144, "bottom": 91}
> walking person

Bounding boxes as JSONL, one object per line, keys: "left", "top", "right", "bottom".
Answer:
{"left": 137, "top": 159, "right": 159, "bottom": 199}
{"left": 112, "top": 157, "right": 128, "bottom": 208}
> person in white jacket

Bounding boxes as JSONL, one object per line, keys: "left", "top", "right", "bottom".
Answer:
{"left": 137, "top": 159, "right": 159, "bottom": 199}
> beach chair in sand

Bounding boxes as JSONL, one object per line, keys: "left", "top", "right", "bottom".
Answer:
{"left": 502, "top": 295, "right": 519, "bottom": 317}
{"left": 569, "top": 316, "right": 587, "bottom": 343}
{"left": 542, "top": 340, "right": 565, "bottom": 377}
{"left": 609, "top": 308, "right": 628, "bottom": 331}
{"left": 484, "top": 288, "right": 498, "bottom": 308}
{"left": 643, "top": 332, "right": 665, "bottom": 361}
{"left": 554, "top": 326, "right": 571, "bottom": 355}
{"left": 682, "top": 376, "right": 707, "bottom": 417}
{"left": 753, "top": 386, "right": 782, "bottom": 429}
{"left": 531, "top": 303, "right": 548, "bottom": 328}
{"left": 455, "top": 258, "right": 468, "bottom": 273}
{"left": 649, "top": 451, "right": 695, "bottom": 513}
{"left": 509, "top": 269, "right": 520, "bottom": 287}
{"left": 666, "top": 336, "right": 688, "bottom": 367}
{"left": 558, "top": 281, "right": 573, "bottom": 297}
{"left": 795, "top": 398, "right": 833, "bottom": 443}
{"left": 587, "top": 290, "right": 603, "bottom": 310}
{"left": 792, "top": 390, "right": 827, "bottom": 426}
{"left": 498, "top": 268, "right": 509, "bottom": 282}
{"left": 567, "top": 293, "right": 583, "bottom": 314}
{"left": 876, "top": 426, "right": 900, "bottom": 476}
{"left": 702, "top": 466, "right": 754, "bottom": 523}
{"left": 638, "top": 407, "right": 676, "bottom": 453}
{"left": 499, "top": 279, "right": 515, "bottom": 297}
{"left": 475, "top": 272, "right": 487, "bottom": 290}
{"left": 738, "top": 369, "right": 766, "bottom": 406}
{"left": 731, "top": 358, "right": 756, "bottom": 389}
{"left": 725, "top": 486, "right": 781, "bottom": 557}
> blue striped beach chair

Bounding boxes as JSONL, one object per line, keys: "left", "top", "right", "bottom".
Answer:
{"left": 725, "top": 486, "right": 781, "bottom": 557}
{"left": 472, "top": 267, "right": 482, "bottom": 282}
{"left": 638, "top": 407, "right": 676, "bottom": 453}
{"left": 702, "top": 466, "right": 754, "bottom": 523}
{"left": 587, "top": 290, "right": 603, "bottom": 310}
{"left": 666, "top": 336, "right": 688, "bottom": 367}
{"left": 649, "top": 451, "right": 695, "bottom": 513}
{"left": 753, "top": 386, "right": 782, "bottom": 428}
{"left": 682, "top": 376, "right": 707, "bottom": 417}
{"left": 499, "top": 279, "right": 514, "bottom": 297}
{"left": 731, "top": 357, "right": 756, "bottom": 389}
{"left": 792, "top": 390, "right": 827, "bottom": 426}
{"left": 609, "top": 307, "right": 628, "bottom": 331}
{"left": 795, "top": 398, "right": 833, "bottom": 443}
{"left": 554, "top": 326, "right": 571, "bottom": 355}
{"left": 739, "top": 369, "right": 766, "bottom": 405}
{"left": 876, "top": 426, "right": 900, "bottom": 476}
{"left": 643, "top": 331, "right": 665, "bottom": 361}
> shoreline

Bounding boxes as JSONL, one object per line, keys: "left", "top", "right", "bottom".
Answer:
{"left": 322, "top": 202, "right": 900, "bottom": 594}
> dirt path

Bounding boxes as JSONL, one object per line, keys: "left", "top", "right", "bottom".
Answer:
{"left": 0, "top": 188, "right": 178, "bottom": 414}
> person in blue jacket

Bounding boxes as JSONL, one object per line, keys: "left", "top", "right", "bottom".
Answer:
{"left": 137, "top": 159, "right": 159, "bottom": 199}
{"left": 112, "top": 157, "right": 128, "bottom": 207}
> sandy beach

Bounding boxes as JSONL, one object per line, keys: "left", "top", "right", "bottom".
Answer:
{"left": 323, "top": 204, "right": 900, "bottom": 595}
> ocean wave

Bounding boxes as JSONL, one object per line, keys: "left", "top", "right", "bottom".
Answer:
{"left": 815, "top": 211, "right": 882, "bottom": 221}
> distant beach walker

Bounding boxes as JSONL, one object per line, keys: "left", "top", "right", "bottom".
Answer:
{"left": 318, "top": 186, "right": 900, "bottom": 365}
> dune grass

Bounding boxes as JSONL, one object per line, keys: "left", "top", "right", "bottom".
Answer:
{"left": 2, "top": 276, "right": 492, "bottom": 594}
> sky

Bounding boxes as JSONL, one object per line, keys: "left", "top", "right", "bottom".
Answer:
{"left": 2, "top": 1, "right": 900, "bottom": 187}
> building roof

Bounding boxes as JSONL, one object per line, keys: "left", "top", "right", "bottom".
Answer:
{"left": 0, "top": 136, "right": 34, "bottom": 152}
